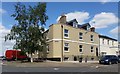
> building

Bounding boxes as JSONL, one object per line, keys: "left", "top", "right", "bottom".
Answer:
{"left": 99, "top": 35, "right": 119, "bottom": 56}
{"left": 46, "top": 15, "right": 99, "bottom": 62}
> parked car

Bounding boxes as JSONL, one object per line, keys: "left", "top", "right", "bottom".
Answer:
{"left": 118, "top": 55, "right": 120, "bottom": 63}
{"left": 99, "top": 55, "right": 119, "bottom": 65}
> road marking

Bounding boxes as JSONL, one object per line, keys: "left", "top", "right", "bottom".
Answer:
{"left": 53, "top": 68, "right": 60, "bottom": 70}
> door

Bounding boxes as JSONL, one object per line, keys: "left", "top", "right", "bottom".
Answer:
{"left": 96, "top": 48, "right": 99, "bottom": 56}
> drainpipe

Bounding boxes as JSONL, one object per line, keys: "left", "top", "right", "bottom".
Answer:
{"left": 61, "top": 24, "right": 64, "bottom": 62}
{"left": 99, "top": 36, "right": 101, "bottom": 57}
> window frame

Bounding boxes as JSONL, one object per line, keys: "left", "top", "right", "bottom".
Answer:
{"left": 64, "top": 57, "right": 69, "bottom": 61}
{"left": 91, "top": 46, "right": 94, "bottom": 53}
{"left": 64, "top": 43, "right": 69, "bottom": 52}
{"left": 79, "top": 32, "right": 83, "bottom": 40}
{"left": 79, "top": 45, "right": 83, "bottom": 53}
{"left": 90, "top": 35, "right": 94, "bottom": 42}
{"left": 64, "top": 29, "right": 69, "bottom": 38}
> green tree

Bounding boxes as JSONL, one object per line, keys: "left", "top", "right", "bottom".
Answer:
{"left": 5, "top": 2, "right": 48, "bottom": 62}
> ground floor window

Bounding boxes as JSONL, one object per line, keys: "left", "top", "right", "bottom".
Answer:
{"left": 64, "top": 57, "right": 69, "bottom": 61}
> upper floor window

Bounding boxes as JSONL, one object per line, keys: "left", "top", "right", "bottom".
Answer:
{"left": 64, "top": 29, "right": 69, "bottom": 38}
{"left": 107, "top": 40, "right": 109, "bottom": 45}
{"left": 73, "top": 22, "right": 78, "bottom": 28}
{"left": 64, "top": 43, "right": 69, "bottom": 52}
{"left": 90, "top": 35, "right": 94, "bottom": 42}
{"left": 79, "top": 32, "right": 83, "bottom": 40}
{"left": 102, "top": 39, "right": 104, "bottom": 44}
{"left": 91, "top": 46, "right": 94, "bottom": 52}
{"left": 79, "top": 45, "right": 83, "bottom": 52}
{"left": 112, "top": 41, "right": 114, "bottom": 46}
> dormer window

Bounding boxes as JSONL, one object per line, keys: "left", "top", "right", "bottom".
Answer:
{"left": 73, "top": 22, "right": 78, "bottom": 28}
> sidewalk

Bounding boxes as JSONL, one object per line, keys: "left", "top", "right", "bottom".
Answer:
{"left": 47, "top": 60, "right": 99, "bottom": 64}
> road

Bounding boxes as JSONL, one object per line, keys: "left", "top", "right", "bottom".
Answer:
{"left": 1, "top": 61, "right": 119, "bottom": 72}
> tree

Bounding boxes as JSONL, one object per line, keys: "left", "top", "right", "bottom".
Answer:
{"left": 5, "top": 2, "right": 48, "bottom": 62}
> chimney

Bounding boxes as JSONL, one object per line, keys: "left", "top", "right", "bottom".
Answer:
{"left": 58, "top": 14, "right": 66, "bottom": 24}
{"left": 90, "top": 27, "right": 95, "bottom": 32}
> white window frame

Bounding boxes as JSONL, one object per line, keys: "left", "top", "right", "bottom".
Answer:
{"left": 107, "top": 40, "right": 109, "bottom": 45}
{"left": 102, "top": 39, "right": 104, "bottom": 44}
{"left": 91, "top": 46, "right": 94, "bottom": 53}
{"left": 64, "top": 57, "right": 69, "bottom": 61}
{"left": 112, "top": 41, "right": 114, "bottom": 46}
{"left": 90, "top": 35, "right": 94, "bottom": 42}
{"left": 64, "top": 29, "right": 69, "bottom": 38}
{"left": 47, "top": 45, "right": 49, "bottom": 53}
{"left": 79, "top": 32, "right": 83, "bottom": 40}
{"left": 79, "top": 45, "right": 83, "bottom": 53}
{"left": 64, "top": 43, "right": 69, "bottom": 52}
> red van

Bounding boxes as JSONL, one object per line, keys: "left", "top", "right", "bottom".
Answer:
{"left": 5, "top": 50, "right": 29, "bottom": 61}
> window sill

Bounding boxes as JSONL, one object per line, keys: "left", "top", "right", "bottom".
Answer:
{"left": 79, "top": 39, "right": 83, "bottom": 41}
{"left": 80, "top": 52, "right": 83, "bottom": 54}
{"left": 64, "top": 37, "right": 69, "bottom": 39}
{"left": 91, "top": 41, "right": 94, "bottom": 43}
{"left": 64, "top": 51, "right": 69, "bottom": 53}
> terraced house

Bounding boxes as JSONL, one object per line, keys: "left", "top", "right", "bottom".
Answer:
{"left": 46, "top": 15, "right": 99, "bottom": 62}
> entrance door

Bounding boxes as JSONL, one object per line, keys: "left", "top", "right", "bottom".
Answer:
{"left": 74, "top": 56, "right": 77, "bottom": 61}
{"left": 96, "top": 48, "right": 99, "bottom": 56}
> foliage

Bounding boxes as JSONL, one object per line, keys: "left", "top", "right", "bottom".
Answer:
{"left": 5, "top": 2, "right": 48, "bottom": 62}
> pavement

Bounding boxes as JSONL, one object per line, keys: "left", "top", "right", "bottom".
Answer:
{"left": 1, "top": 60, "right": 100, "bottom": 67}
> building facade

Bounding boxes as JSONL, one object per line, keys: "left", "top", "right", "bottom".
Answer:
{"left": 46, "top": 15, "right": 99, "bottom": 61}
{"left": 99, "top": 35, "right": 119, "bottom": 56}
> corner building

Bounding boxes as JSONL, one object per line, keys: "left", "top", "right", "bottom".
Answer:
{"left": 47, "top": 15, "right": 99, "bottom": 62}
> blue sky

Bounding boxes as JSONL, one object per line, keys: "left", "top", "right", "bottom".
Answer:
{"left": 0, "top": 2, "right": 119, "bottom": 56}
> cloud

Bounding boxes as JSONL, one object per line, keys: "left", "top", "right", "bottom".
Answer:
{"left": 0, "top": 8, "right": 6, "bottom": 14}
{"left": 57, "top": 11, "right": 90, "bottom": 24}
{"left": 100, "top": 0, "right": 112, "bottom": 3}
{"left": 90, "top": 12, "right": 118, "bottom": 29}
{"left": 0, "top": 23, "right": 15, "bottom": 56}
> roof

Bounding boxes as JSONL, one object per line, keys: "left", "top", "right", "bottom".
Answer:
{"left": 67, "top": 19, "right": 78, "bottom": 23}
{"left": 81, "top": 23, "right": 91, "bottom": 27}
{"left": 99, "top": 35, "right": 117, "bottom": 41}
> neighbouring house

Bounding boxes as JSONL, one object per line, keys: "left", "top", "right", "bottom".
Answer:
{"left": 46, "top": 15, "right": 99, "bottom": 62}
{"left": 99, "top": 35, "right": 119, "bottom": 56}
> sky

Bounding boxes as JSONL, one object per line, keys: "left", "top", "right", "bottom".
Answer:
{"left": 0, "top": 1, "right": 119, "bottom": 56}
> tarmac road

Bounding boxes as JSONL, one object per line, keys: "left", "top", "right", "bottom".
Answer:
{"left": 1, "top": 61, "right": 119, "bottom": 72}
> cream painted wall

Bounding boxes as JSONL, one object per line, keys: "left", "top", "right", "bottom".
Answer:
{"left": 100, "top": 38, "right": 118, "bottom": 55}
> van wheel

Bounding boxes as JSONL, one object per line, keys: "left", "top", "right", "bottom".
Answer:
{"left": 109, "top": 61, "right": 112, "bottom": 65}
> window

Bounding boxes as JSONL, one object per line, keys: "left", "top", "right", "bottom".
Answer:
{"left": 107, "top": 40, "right": 109, "bottom": 45}
{"left": 64, "top": 29, "right": 69, "bottom": 38}
{"left": 102, "top": 39, "right": 104, "bottom": 44}
{"left": 64, "top": 57, "right": 69, "bottom": 61}
{"left": 79, "top": 32, "right": 83, "bottom": 40}
{"left": 64, "top": 43, "right": 69, "bottom": 52}
{"left": 90, "top": 35, "right": 94, "bottom": 42}
{"left": 112, "top": 41, "right": 114, "bottom": 46}
{"left": 47, "top": 46, "right": 49, "bottom": 52}
{"left": 79, "top": 45, "right": 83, "bottom": 52}
{"left": 73, "top": 22, "right": 78, "bottom": 28}
{"left": 91, "top": 46, "right": 94, "bottom": 52}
